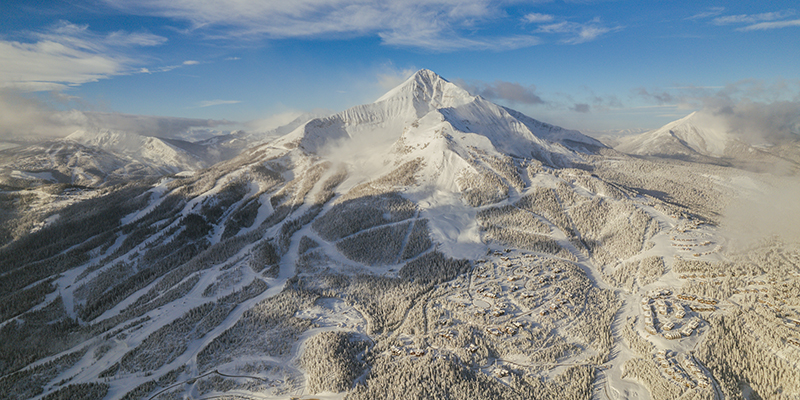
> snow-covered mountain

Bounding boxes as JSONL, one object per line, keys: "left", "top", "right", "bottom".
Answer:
{"left": 197, "top": 111, "right": 330, "bottom": 162}
{"left": 615, "top": 112, "right": 735, "bottom": 158}
{"left": 282, "top": 69, "right": 604, "bottom": 159}
{"left": 0, "top": 140, "right": 171, "bottom": 187}
{"left": 1, "top": 70, "right": 796, "bottom": 400}
{"left": 66, "top": 129, "right": 206, "bottom": 172}
{"left": 0, "top": 129, "right": 211, "bottom": 188}
{"left": 615, "top": 111, "right": 800, "bottom": 174}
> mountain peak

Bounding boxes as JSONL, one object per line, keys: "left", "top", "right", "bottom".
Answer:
{"left": 375, "top": 69, "right": 472, "bottom": 111}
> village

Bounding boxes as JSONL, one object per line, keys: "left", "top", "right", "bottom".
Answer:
{"left": 383, "top": 247, "right": 611, "bottom": 380}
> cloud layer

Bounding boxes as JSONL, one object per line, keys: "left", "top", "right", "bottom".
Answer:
{"left": 0, "top": 90, "right": 231, "bottom": 141}
{"left": 635, "top": 80, "right": 800, "bottom": 145}
{"left": 454, "top": 79, "right": 545, "bottom": 105}
{"left": 691, "top": 7, "right": 800, "bottom": 32}
{"left": 0, "top": 22, "right": 166, "bottom": 91}
{"left": 100, "top": 1, "right": 619, "bottom": 51}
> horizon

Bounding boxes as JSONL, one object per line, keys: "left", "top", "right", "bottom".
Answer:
{"left": 1, "top": 1, "right": 799, "bottom": 140}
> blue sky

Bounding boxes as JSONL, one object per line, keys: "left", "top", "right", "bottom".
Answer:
{"left": 1, "top": 0, "right": 799, "bottom": 139}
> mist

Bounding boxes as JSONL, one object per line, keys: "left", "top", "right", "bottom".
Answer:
{"left": 0, "top": 90, "right": 234, "bottom": 142}
{"left": 722, "top": 174, "right": 800, "bottom": 248}
{"left": 700, "top": 100, "right": 800, "bottom": 146}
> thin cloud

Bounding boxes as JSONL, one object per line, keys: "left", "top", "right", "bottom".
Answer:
{"left": 183, "top": 60, "right": 199, "bottom": 65}
{"left": 0, "top": 21, "right": 166, "bottom": 91}
{"left": 523, "top": 13, "right": 554, "bottom": 24}
{"left": 0, "top": 90, "right": 233, "bottom": 140}
{"left": 739, "top": 19, "right": 800, "bottom": 31}
{"left": 197, "top": 99, "right": 241, "bottom": 108}
{"left": 571, "top": 103, "right": 590, "bottom": 113}
{"left": 101, "top": 0, "right": 545, "bottom": 52}
{"left": 686, "top": 7, "right": 725, "bottom": 20}
{"left": 454, "top": 79, "right": 545, "bottom": 105}
{"left": 536, "top": 18, "right": 622, "bottom": 44}
{"left": 376, "top": 65, "right": 417, "bottom": 91}
{"left": 713, "top": 11, "right": 794, "bottom": 25}
{"left": 696, "top": 9, "right": 800, "bottom": 32}
{"left": 634, "top": 79, "right": 800, "bottom": 145}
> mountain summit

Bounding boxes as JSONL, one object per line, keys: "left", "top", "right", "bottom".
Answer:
{"left": 279, "top": 69, "right": 604, "bottom": 160}
{"left": 615, "top": 112, "right": 732, "bottom": 158}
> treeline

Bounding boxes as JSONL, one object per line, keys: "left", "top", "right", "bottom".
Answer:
{"left": 593, "top": 158, "right": 723, "bottom": 222}
{"left": 81, "top": 215, "right": 264, "bottom": 324}
{"left": 313, "top": 192, "right": 416, "bottom": 241}
{"left": 515, "top": 187, "right": 576, "bottom": 237}
{"left": 622, "top": 357, "right": 687, "bottom": 399}
{"left": 301, "top": 331, "right": 370, "bottom": 393}
{"left": 571, "top": 198, "right": 656, "bottom": 265}
{"left": 0, "top": 348, "right": 87, "bottom": 400}
{"left": 298, "top": 235, "right": 319, "bottom": 255}
{"left": 456, "top": 167, "right": 508, "bottom": 207}
{"left": 102, "top": 278, "right": 267, "bottom": 376}
{"left": 40, "top": 383, "right": 108, "bottom": 400}
{"left": 0, "top": 180, "right": 152, "bottom": 276}
{"left": 477, "top": 152, "right": 525, "bottom": 192}
{"left": 606, "top": 256, "right": 665, "bottom": 291}
{"left": 0, "top": 297, "right": 87, "bottom": 377}
{"left": 196, "top": 282, "right": 318, "bottom": 371}
{"left": 399, "top": 219, "right": 433, "bottom": 261}
{"left": 552, "top": 168, "right": 627, "bottom": 200}
{"left": 481, "top": 226, "right": 568, "bottom": 258}
{"left": 399, "top": 251, "right": 470, "bottom": 284}
{"left": 348, "top": 352, "right": 596, "bottom": 400}
{"left": 337, "top": 158, "right": 422, "bottom": 202}
{"left": 477, "top": 204, "right": 550, "bottom": 234}
{"left": 336, "top": 222, "right": 410, "bottom": 265}
{"left": 696, "top": 310, "right": 800, "bottom": 399}
{"left": 119, "top": 366, "right": 185, "bottom": 400}
{"left": 0, "top": 278, "right": 55, "bottom": 322}
{"left": 248, "top": 240, "right": 279, "bottom": 273}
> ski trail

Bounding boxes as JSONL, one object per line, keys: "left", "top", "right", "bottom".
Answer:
{"left": 395, "top": 209, "right": 421, "bottom": 264}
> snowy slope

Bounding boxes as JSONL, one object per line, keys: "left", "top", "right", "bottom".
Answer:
{"left": 279, "top": 69, "right": 602, "bottom": 160}
{"left": 198, "top": 112, "right": 330, "bottom": 162}
{"left": 66, "top": 129, "right": 205, "bottom": 173}
{"left": 616, "top": 112, "right": 733, "bottom": 157}
{"left": 263, "top": 69, "right": 606, "bottom": 257}
{"left": 0, "top": 140, "right": 168, "bottom": 187}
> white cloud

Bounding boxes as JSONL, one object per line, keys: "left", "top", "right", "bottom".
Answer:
{"left": 0, "top": 21, "right": 166, "bottom": 91}
{"left": 713, "top": 11, "right": 793, "bottom": 25}
{"left": 376, "top": 65, "right": 417, "bottom": 91}
{"left": 183, "top": 60, "right": 199, "bottom": 65}
{"left": 0, "top": 90, "right": 233, "bottom": 140}
{"left": 634, "top": 79, "right": 800, "bottom": 145}
{"left": 523, "top": 13, "right": 554, "bottom": 24}
{"left": 698, "top": 9, "right": 800, "bottom": 32}
{"left": 536, "top": 18, "right": 621, "bottom": 44}
{"left": 245, "top": 110, "right": 304, "bottom": 132}
{"left": 739, "top": 19, "right": 800, "bottom": 31}
{"left": 686, "top": 7, "right": 725, "bottom": 20}
{"left": 197, "top": 99, "right": 241, "bottom": 108}
{"left": 101, "top": 0, "right": 544, "bottom": 51}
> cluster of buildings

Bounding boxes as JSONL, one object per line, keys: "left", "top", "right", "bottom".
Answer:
{"left": 640, "top": 293, "right": 700, "bottom": 338}
{"left": 655, "top": 350, "right": 711, "bottom": 389}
